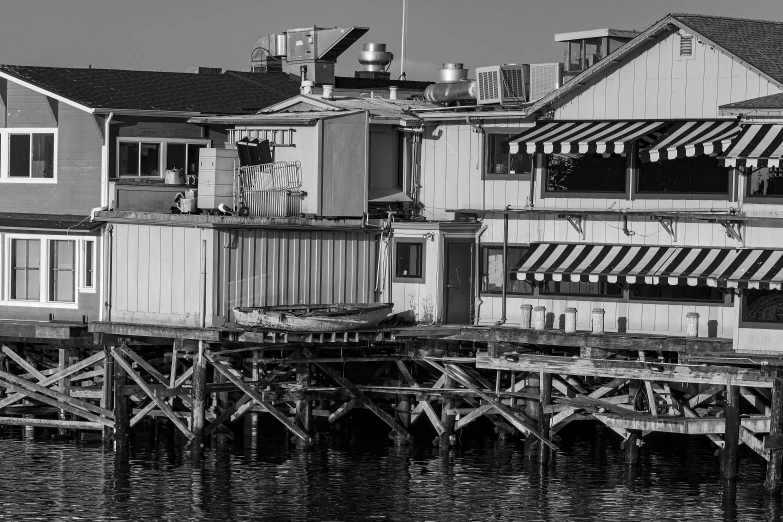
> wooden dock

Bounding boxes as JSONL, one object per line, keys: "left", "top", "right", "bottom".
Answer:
{"left": 0, "top": 318, "right": 781, "bottom": 491}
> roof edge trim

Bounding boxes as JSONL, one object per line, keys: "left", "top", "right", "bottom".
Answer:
{"left": 0, "top": 70, "right": 95, "bottom": 114}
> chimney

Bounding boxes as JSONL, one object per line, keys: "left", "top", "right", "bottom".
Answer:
{"left": 389, "top": 86, "right": 398, "bottom": 100}
{"left": 322, "top": 85, "right": 334, "bottom": 100}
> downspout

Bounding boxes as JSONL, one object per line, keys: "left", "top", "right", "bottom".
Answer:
{"left": 494, "top": 208, "right": 510, "bottom": 326}
{"left": 106, "top": 224, "right": 113, "bottom": 323}
{"left": 473, "top": 224, "right": 488, "bottom": 325}
{"left": 96, "top": 112, "right": 114, "bottom": 214}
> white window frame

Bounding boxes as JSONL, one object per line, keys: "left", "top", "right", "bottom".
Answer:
{"left": 80, "top": 237, "right": 97, "bottom": 293}
{"left": 116, "top": 137, "right": 211, "bottom": 178}
{"left": 3, "top": 234, "right": 82, "bottom": 309}
{"left": 0, "top": 128, "right": 58, "bottom": 184}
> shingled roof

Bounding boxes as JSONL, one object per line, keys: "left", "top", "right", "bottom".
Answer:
{"left": 0, "top": 65, "right": 302, "bottom": 114}
{"left": 670, "top": 13, "right": 783, "bottom": 86}
{"left": 722, "top": 92, "right": 783, "bottom": 110}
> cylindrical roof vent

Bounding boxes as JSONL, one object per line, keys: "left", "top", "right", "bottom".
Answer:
{"left": 438, "top": 63, "right": 468, "bottom": 83}
{"left": 358, "top": 43, "right": 393, "bottom": 73}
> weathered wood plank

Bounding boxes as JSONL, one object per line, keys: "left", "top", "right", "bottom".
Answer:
{"left": 0, "top": 416, "right": 102, "bottom": 430}
{"left": 477, "top": 353, "right": 774, "bottom": 387}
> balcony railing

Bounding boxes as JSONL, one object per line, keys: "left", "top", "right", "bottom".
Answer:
{"left": 236, "top": 161, "right": 305, "bottom": 217}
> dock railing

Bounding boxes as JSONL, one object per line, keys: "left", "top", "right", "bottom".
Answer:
{"left": 236, "top": 161, "right": 305, "bottom": 217}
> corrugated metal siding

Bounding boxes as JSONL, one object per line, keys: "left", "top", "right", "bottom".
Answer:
{"left": 218, "top": 228, "right": 378, "bottom": 315}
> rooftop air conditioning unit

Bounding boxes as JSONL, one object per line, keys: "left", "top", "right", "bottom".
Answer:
{"left": 529, "top": 63, "right": 564, "bottom": 102}
{"left": 475, "top": 64, "right": 529, "bottom": 105}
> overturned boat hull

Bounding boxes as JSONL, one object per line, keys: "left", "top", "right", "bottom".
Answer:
{"left": 232, "top": 303, "right": 394, "bottom": 332}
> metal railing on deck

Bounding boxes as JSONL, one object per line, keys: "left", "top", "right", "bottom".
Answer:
{"left": 236, "top": 161, "right": 305, "bottom": 217}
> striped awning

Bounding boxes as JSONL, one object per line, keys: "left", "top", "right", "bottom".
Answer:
{"left": 515, "top": 243, "right": 783, "bottom": 289}
{"left": 723, "top": 124, "right": 783, "bottom": 168}
{"left": 640, "top": 121, "right": 740, "bottom": 162}
{"left": 504, "top": 120, "right": 668, "bottom": 155}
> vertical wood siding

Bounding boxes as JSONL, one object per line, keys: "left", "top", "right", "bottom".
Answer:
{"left": 111, "top": 224, "right": 216, "bottom": 327}
{"left": 218, "top": 228, "right": 378, "bottom": 317}
{"left": 554, "top": 32, "right": 781, "bottom": 120}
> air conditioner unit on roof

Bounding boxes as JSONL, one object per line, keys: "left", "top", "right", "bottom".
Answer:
{"left": 529, "top": 63, "right": 564, "bottom": 102}
{"left": 475, "top": 64, "right": 529, "bottom": 105}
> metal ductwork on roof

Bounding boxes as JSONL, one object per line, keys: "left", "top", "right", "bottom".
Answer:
{"left": 251, "top": 26, "right": 369, "bottom": 84}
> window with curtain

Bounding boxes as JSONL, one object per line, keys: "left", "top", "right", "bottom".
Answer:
{"left": 49, "top": 240, "right": 75, "bottom": 302}
{"left": 11, "top": 239, "right": 40, "bottom": 300}
{"left": 480, "top": 246, "right": 533, "bottom": 294}
{"left": 8, "top": 133, "right": 54, "bottom": 178}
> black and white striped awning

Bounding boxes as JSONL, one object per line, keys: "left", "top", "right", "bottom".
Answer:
{"left": 723, "top": 124, "right": 783, "bottom": 168}
{"left": 515, "top": 243, "right": 783, "bottom": 289}
{"left": 640, "top": 121, "right": 740, "bottom": 162}
{"left": 504, "top": 121, "right": 668, "bottom": 155}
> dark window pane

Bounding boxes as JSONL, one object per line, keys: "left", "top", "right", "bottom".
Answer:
{"left": 547, "top": 153, "right": 626, "bottom": 192}
{"left": 637, "top": 155, "right": 729, "bottom": 194}
{"left": 540, "top": 280, "right": 623, "bottom": 297}
{"left": 11, "top": 239, "right": 40, "bottom": 300}
{"left": 9, "top": 134, "right": 31, "bottom": 177}
{"left": 85, "top": 241, "right": 94, "bottom": 287}
{"left": 584, "top": 37, "right": 606, "bottom": 67}
{"left": 629, "top": 284, "right": 723, "bottom": 302}
{"left": 167, "top": 143, "right": 186, "bottom": 171}
{"left": 568, "top": 41, "right": 582, "bottom": 71}
{"left": 140, "top": 143, "right": 160, "bottom": 176}
{"left": 745, "top": 290, "right": 783, "bottom": 322}
{"left": 31, "top": 133, "right": 54, "bottom": 178}
{"left": 187, "top": 144, "right": 206, "bottom": 175}
{"left": 747, "top": 166, "right": 783, "bottom": 196}
{"left": 119, "top": 142, "right": 139, "bottom": 176}
{"left": 49, "top": 240, "right": 75, "bottom": 302}
{"left": 395, "top": 243, "right": 423, "bottom": 278}
{"left": 480, "top": 246, "right": 533, "bottom": 294}
{"left": 486, "top": 134, "right": 532, "bottom": 175}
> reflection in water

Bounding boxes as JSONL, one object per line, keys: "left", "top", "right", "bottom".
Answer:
{"left": 0, "top": 425, "right": 776, "bottom": 521}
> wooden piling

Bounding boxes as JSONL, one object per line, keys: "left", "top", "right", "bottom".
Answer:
{"left": 102, "top": 355, "right": 114, "bottom": 444}
{"left": 722, "top": 383, "right": 740, "bottom": 480}
{"left": 295, "top": 362, "right": 312, "bottom": 448}
{"left": 766, "top": 375, "right": 783, "bottom": 492}
{"left": 524, "top": 372, "right": 540, "bottom": 458}
{"left": 191, "top": 341, "right": 207, "bottom": 454}
{"left": 539, "top": 371, "right": 552, "bottom": 464}
{"left": 113, "top": 350, "right": 129, "bottom": 450}
{"left": 244, "top": 351, "right": 261, "bottom": 438}
{"left": 57, "top": 349, "right": 70, "bottom": 434}
{"left": 624, "top": 431, "right": 641, "bottom": 464}
{"left": 440, "top": 374, "right": 456, "bottom": 448}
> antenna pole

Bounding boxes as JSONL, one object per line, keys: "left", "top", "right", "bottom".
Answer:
{"left": 400, "top": 0, "right": 408, "bottom": 80}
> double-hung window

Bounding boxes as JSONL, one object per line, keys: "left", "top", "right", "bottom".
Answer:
{"left": 5, "top": 236, "right": 88, "bottom": 306}
{"left": 0, "top": 129, "right": 57, "bottom": 182}
{"left": 117, "top": 138, "right": 210, "bottom": 178}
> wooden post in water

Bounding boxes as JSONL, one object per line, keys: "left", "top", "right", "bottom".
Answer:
{"left": 538, "top": 371, "right": 552, "bottom": 464}
{"left": 440, "top": 374, "right": 456, "bottom": 448}
{"left": 102, "top": 355, "right": 114, "bottom": 444}
{"left": 191, "top": 341, "right": 207, "bottom": 455}
{"left": 113, "top": 349, "right": 129, "bottom": 451}
{"left": 624, "top": 431, "right": 641, "bottom": 464}
{"left": 245, "top": 351, "right": 261, "bottom": 438}
{"left": 722, "top": 383, "right": 740, "bottom": 480}
{"left": 395, "top": 367, "right": 412, "bottom": 446}
{"left": 766, "top": 375, "right": 783, "bottom": 492}
{"left": 524, "top": 372, "right": 540, "bottom": 458}
{"left": 57, "top": 349, "right": 70, "bottom": 434}
{"left": 295, "top": 362, "right": 312, "bottom": 448}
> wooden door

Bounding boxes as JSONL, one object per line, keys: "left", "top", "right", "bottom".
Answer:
{"left": 444, "top": 240, "right": 473, "bottom": 324}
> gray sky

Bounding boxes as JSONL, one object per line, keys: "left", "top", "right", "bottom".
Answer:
{"left": 1, "top": 0, "right": 781, "bottom": 81}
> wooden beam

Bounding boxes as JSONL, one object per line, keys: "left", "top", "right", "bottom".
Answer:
{"left": 328, "top": 399, "right": 361, "bottom": 424}
{"left": 477, "top": 353, "right": 773, "bottom": 387}
{"left": 205, "top": 351, "right": 311, "bottom": 444}
{"left": 0, "top": 416, "right": 103, "bottom": 430}
{"left": 644, "top": 381, "right": 658, "bottom": 418}
{"left": 205, "top": 395, "right": 251, "bottom": 436}
{"left": 740, "top": 386, "right": 771, "bottom": 415}
{"left": 2, "top": 345, "right": 46, "bottom": 381}
{"left": 595, "top": 413, "right": 727, "bottom": 434}
{"left": 110, "top": 349, "right": 194, "bottom": 440}
{"left": 426, "top": 360, "right": 556, "bottom": 451}
{"left": 130, "top": 366, "right": 194, "bottom": 427}
{"left": 396, "top": 360, "right": 445, "bottom": 436}
{"left": 0, "top": 351, "right": 106, "bottom": 410}
{"left": 455, "top": 405, "right": 494, "bottom": 431}
{"left": 305, "top": 350, "right": 413, "bottom": 443}
{"left": 0, "top": 368, "right": 111, "bottom": 418}
{"left": 688, "top": 384, "right": 724, "bottom": 409}
{"left": 740, "top": 426, "right": 770, "bottom": 461}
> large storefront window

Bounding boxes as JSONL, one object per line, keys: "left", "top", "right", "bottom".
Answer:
{"left": 480, "top": 246, "right": 533, "bottom": 295}
{"left": 539, "top": 280, "right": 623, "bottom": 297}
{"left": 629, "top": 283, "right": 725, "bottom": 303}
{"left": 637, "top": 155, "right": 729, "bottom": 194}
{"left": 546, "top": 153, "right": 626, "bottom": 193}
{"left": 747, "top": 166, "right": 783, "bottom": 197}
{"left": 744, "top": 289, "right": 783, "bottom": 323}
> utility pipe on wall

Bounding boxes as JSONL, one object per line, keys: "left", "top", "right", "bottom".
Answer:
{"left": 473, "top": 225, "right": 488, "bottom": 325}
